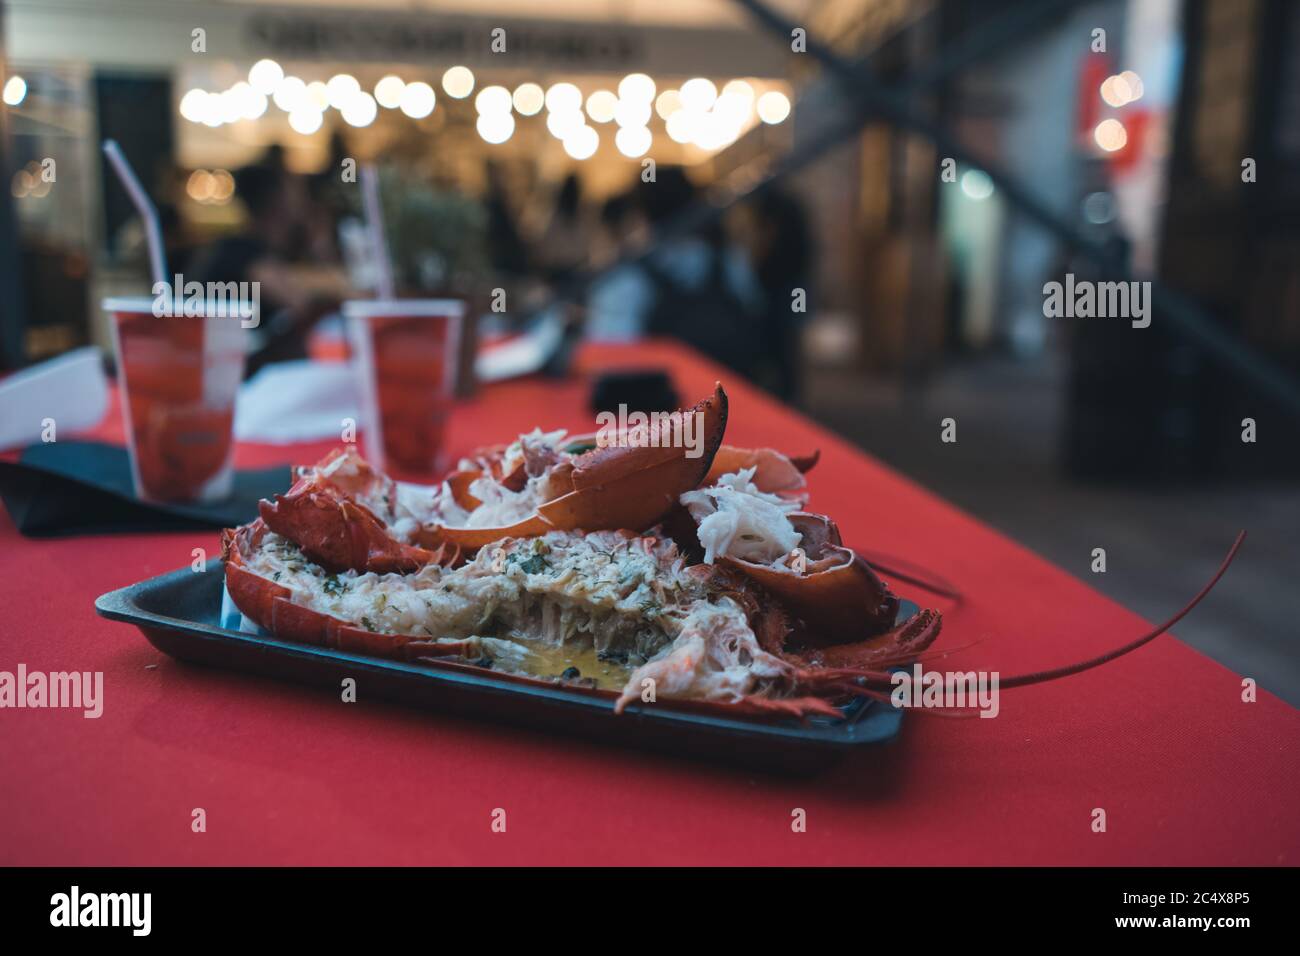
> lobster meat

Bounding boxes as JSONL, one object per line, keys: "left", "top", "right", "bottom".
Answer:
{"left": 221, "top": 383, "right": 1244, "bottom": 721}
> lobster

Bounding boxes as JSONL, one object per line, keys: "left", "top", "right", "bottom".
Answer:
{"left": 221, "top": 383, "right": 1244, "bottom": 721}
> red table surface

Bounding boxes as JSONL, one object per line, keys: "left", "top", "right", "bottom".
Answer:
{"left": 1, "top": 341, "right": 1296, "bottom": 866}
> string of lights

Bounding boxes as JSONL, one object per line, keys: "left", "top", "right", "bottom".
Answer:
{"left": 174, "top": 59, "right": 792, "bottom": 160}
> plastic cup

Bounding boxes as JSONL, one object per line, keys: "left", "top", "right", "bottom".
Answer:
{"left": 344, "top": 299, "right": 465, "bottom": 478}
{"left": 104, "top": 296, "right": 249, "bottom": 503}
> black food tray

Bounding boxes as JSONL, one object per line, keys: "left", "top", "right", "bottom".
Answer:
{"left": 96, "top": 564, "right": 908, "bottom": 775}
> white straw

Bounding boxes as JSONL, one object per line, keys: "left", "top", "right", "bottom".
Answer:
{"left": 101, "top": 139, "right": 167, "bottom": 288}
{"left": 360, "top": 164, "right": 395, "bottom": 299}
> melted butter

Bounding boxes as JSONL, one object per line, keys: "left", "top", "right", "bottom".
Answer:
{"left": 508, "top": 636, "right": 633, "bottom": 691}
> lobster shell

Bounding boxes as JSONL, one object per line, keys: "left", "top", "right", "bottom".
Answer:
{"left": 425, "top": 383, "right": 729, "bottom": 549}
{"left": 717, "top": 512, "right": 900, "bottom": 642}
{"left": 257, "top": 451, "right": 443, "bottom": 575}
{"left": 222, "top": 522, "right": 462, "bottom": 658}
{"left": 704, "top": 445, "right": 819, "bottom": 495}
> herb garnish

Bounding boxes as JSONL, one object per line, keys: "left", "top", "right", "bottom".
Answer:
{"left": 515, "top": 554, "right": 550, "bottom": 575}
{"left": 505, "top": 551, "right": 551, "bottom": 575}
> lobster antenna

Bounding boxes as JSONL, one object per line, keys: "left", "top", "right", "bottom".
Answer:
{"left": 998, "top": 530, "right": 1245, "bottom": 689}
{"left": 859, "top": 550, "right": 963, "bottom": 601}
{"left": 845, "top": 531, "right": 1246, "bottom": 715}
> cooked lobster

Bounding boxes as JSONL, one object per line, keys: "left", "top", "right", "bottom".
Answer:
{"left": 221, "top": 383, "right": 1243, "bottom": 720}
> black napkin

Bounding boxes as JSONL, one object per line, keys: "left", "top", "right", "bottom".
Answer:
{"left": 0, "top": 441, "right": 289, "bottom": 537}
{"left": 588, "top": 369, "right": 680, "bottom": 415}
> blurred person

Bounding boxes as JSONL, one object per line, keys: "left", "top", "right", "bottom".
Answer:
{"left": 258, "top": 143, "right": 289, "bottom": 174}
{"left": 303, "top": 139, "right": 355, "bottom": 269}
{"left": 590, "top": 189, "right": 646, "bottom": 269}
{"left": 484, "top": 160, "right": 529, "bottom": 277}
{"left": 586, "top": 168, "right": 764, "bottom": 380}
{"left": 189, "top": 163, "right": 355, "bottom": 374}
{"left": 731, "top": 187, "right": 814, "bottom": 401}
{"left": 582, "top": 190, "right": 642, "bottom": 339}
{"left": 531, "top": 173, "right": 590, "bottom": 282}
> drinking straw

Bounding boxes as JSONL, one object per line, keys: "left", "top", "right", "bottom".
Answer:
{"left": 360, "top": 164, "right": 395, "bottom": 299}
{"left": 101, "top": 139, "right": 167, "bottom": 288}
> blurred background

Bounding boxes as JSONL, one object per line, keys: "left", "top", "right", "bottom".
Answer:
{"left": 1, "top": 0, "right": 1298, "bottom": 700}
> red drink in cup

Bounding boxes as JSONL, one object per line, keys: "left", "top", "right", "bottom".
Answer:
{"left": 345, "top": 299, "right": 464, "bottom": 478}
{"left": 105, "top": 296, "right": 249, "bottom": 503}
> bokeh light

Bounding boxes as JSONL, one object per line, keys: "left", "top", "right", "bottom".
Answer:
{"left": 679, "top": 78, "right": 717, "bottom": 112}
{"left": 305, "top": 81, "right": 330, "bottom": 112}
{"left": 614, "top": 98, "right": 651, "bottom": 129}
{"left": 618, "top": 73, "right": 656, "bottom": 103}
{"left": 399, "top": 81, "right": 436, "bottom": 119}
{"left": 615, "top": 125, "right": 652, "bottom": 158}
{"left": 1094, "top": 118, "right": 1128, "bottom": 152}
{"left": 477, "top": 112, "right": 516, "bottom": 144}
{"left": 341, "top": 91, "right": 377, "bottom": 127}
{"left": 4, "top": 75, "right": 28, "bottom": 107}
{"left": 247, "top": 60, "right": 283, "bottom": 96}
{"left": 374, "top": 75, "right": 406, "bottom": 109}
{"left": 655, "top": 89, "right": 681, "bottom": 120}
{"left": 513, "top": 82, "right": 545, "bottom": 116}
{"left": 960, "top": 169, "right": 994, "bottom": 200}
{"left": 272, "top": 76, "right": 306, "bottom": 113}
{"left": 179, "top": 89, "right": 208, "bottom": 123}
{"left": 547, "top": 108, "right": 585, "bottom": 140}
{"left": 585, "top": 90, "right": 618, "bottom": 124}
{"left": 756, "top": 90, "right": 791, "bottom": 124}
{"left": 442, "top": 66, "right": 474, "bottom": 99}
{"left": 475, "top": 85, "right": 512, "bottom": 116}
{"left": 326, "top": 74, "right": 361, "bottom": 110}
{"left": 563, "top": 124, "right": 599, "bottom": 160}
{"left": 545, "top": 82, "right": 582, "bottom": 114}
{"left": 288, "top": 107, "right": 324, "bottom": 135}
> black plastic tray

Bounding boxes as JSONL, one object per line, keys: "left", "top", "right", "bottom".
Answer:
{"left": 96, "top": 564, "right": 908, "bottom": 775}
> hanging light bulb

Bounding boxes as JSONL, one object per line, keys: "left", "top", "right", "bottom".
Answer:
{"left": 563, "top": 125, "right": 599, "bottom": 160}
{"left": 617, "top": 73, "right": 655, "bottom": 103}
{"left": 248, "top": 59, "right": 283, "bottom": 96}
{"left": 475, "top": 85, "right": 513, "bottom": 116}
{"left": 374, "top": 75, "right": 406, "bottom": 109}
{"left": 615, "top": 125, "right": 652, "bottom": 158}
{"left": 513, "top": 83, "right": 545, "bottom": 116}
{"left": 756, "top": 90, "right": 791, "bottom": 124}
{"left": 399, "top": 81, "right": 436, "bottom": 119}
{"left": 585, "top": 90, "right": 618, "bottom": 124}
{"left": 545, "top": 82, "right": 582, "bottom": 113}
{"left": 442, "top": 66, "right": 474, "bottom": 99}
{"left": 477, "top": 112, "right": 516, "bottom": 144}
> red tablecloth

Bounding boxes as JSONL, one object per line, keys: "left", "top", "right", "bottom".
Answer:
{"left": 1, "top": 342, "right": 1296, "bottom": 865}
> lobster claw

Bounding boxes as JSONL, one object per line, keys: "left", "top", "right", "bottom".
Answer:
{"left": 257, "top": 448, "right": 450, "bottom": 574}
{"left": 259, "top": 488, "right": 444, "bottom": 574}
{"left": 539, "top": 382, "right": 728, "bottom": 531}
{"left": 718, "top": 513, "right": 902, "bottom": 643}
{"left": 704, "top": 446, "right": 819, "bottom": 496}
{"left": 428, "top": 384, "right": 729, "bottom": 549}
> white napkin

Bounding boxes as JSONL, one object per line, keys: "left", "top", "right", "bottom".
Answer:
{"left": 234, "top": 359, "right": 360, "bottom": 444}
{"left": 233, "top": 310, "right": 566, "bottom": 443}
{"left": 475, "top": 311, "right": 565, "bottom": 382}
{"left": 0, "top": 346, "right": 109, "bottom": 450}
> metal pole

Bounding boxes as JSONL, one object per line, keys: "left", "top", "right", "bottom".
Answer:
{"left": 729, "top": 0, "right": 1300, "bottom": 421}
{"left": 0, "top": 0, "right": 29, "bottom": 370}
